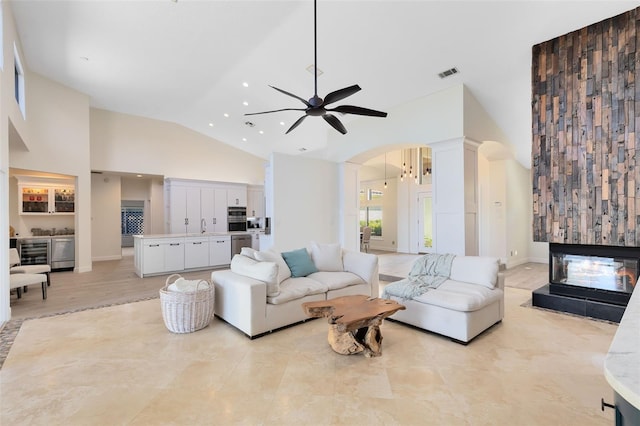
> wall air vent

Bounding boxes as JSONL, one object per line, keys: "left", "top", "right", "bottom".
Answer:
{"left": 438, "top": 67, "right": 459, "bottom": 79}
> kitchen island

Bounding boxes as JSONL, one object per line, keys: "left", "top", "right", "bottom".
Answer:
{"left": 604, "top": 285, "right": 640, "bottom": 424}
{"left": 133, "top": 233, "right": 247, "bottom": 278}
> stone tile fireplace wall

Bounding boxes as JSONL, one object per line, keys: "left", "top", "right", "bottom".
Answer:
{"left": 531, "top": 7, "right": 640, "bottom": 247}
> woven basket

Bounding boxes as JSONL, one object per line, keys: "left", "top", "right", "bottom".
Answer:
{"left": 159, "top": 274, "right": 215, "bottom": 334}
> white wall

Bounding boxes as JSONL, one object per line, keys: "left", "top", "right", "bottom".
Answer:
{"left": 505, "top": 159, "right": 531, "bottom": 267}
{"left": 339, "top": 162, "right": 360, "bottom": 251}
{"left": 148, "top": 178, "right": 165, "bottom": 235}
{"left": 270, "top": 153, "right": 339, "bottom": 251}
{"left": 488, "top": 159, "right": 507, "bottom": 262}
{"left": 9, "top": 72, "right": 92, "bottom": 274}
{"left": 90, "top": 109, "right": 266, "bottom": 184}
{"left": 323, "top": 85, "right": 466, "bottom": 164}
{"left": 91, "top": 174, "right": 122, "bottom": 261}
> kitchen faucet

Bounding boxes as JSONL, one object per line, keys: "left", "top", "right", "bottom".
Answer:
{"left": 201, "top": 218, "right": 206, "bottom": 234}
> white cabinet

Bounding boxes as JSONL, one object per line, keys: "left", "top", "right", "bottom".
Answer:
{"left": 227, "top": 187, "right": 247, "bottom": 207}
{"left": 166, "top": 179, "right": 248, "bottom": 234}
{"left": 17, "top": 177, "right": 75, "bottom": 215}
{"left": 184, "top": 237, "right": 209, "bottom": 269}
{"left": 168, "top": 186, "right": 201, "bottom": 234}
{"left": 164, "top": 239, "right": 185, "bottom": 272}
{"left": 141, "top": 239, "right": 165, "bottom": 275}
{"left": 250, "top": 231, "right": 262, "bottom": 250}
{"left": 201, "top": 188, "right": 228, "bottom": 233}
{"left": 247, "top": 187, "right": 265, "bottom": 218}
{"left": 138, "top": 237, "right": 185, "bottom": 276}
{"left": 209, "top": 235, "right": 231, "bottom": 266}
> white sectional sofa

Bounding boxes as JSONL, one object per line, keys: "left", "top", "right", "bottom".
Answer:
{"left": 384, "top": 255, "right": 504, "bottom": 344}
{"left": 211, "top": 242, "right": 379, "bottom": 338}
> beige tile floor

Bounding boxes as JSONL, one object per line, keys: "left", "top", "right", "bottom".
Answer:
{"left": 0, "top": 253, "right": 619, "bottom": 425}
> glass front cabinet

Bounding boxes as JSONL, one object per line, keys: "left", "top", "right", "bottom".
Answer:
{"left": 18, "top": 177, "right": 75, "bottom": 215}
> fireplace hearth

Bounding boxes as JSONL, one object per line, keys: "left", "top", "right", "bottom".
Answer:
{"left": 532, "top": 243, "right": 638, "bottom": 322}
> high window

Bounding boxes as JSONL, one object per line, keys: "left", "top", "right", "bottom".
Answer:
{"left": 14, "top": 43, "right": 26, "bottom": 118}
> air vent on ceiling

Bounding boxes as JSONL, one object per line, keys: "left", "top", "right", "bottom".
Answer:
{"left": 438, "top": 67, "right": 459, "bottom": 79}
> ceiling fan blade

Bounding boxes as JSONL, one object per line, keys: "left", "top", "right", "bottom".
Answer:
{"left": 323, "top": 85, "right": 361, "bottom": 106}
{"left": 285, "top": 115, "right": 308, "bottom": 134}
{"left": 245, "top": 108, "right": 306, "bottom": 116}
{"left": 269, "top": 85, "right": 312, "bottom": 107}
{"left": 322, "top": 114, "right": 347, "bottom": 134}
{"left": 328, "top": 105, "right": 388, "bottom": 117}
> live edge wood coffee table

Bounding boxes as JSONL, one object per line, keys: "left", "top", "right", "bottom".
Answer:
{"left": 302, "top": 295, "right": 405, "bottom": 357}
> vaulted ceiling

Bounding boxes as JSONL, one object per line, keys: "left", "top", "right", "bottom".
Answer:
{"left": 10, "top": 0, "right": 640, "bottom": 168}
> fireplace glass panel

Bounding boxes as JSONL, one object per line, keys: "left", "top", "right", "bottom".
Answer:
{"left": 551, "top": 253, "right": 636, "bottom": 294}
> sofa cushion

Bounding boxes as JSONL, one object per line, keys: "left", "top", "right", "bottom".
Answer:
{"left": 230, "top": 254, "right": 280, "bottom": 297}
{"left": 449, "top": 256, "right": 500, "bottom": 289}
{"left": 255, "top": 249, "right": 292, "bottom": 284}
{"left": 281, "top": 248, "right": 319, "bottom": 278}
{"left": 267, "top": 277, "right": 329, "bottom": 305}
{"left": 309, "top": 241, "right": 344, "bottom": 272}
{"left": 307, "top": 271, "right": 364, "bottom": 290}
{"left": 412, "top": 279, "right": 503, "bottom": 312}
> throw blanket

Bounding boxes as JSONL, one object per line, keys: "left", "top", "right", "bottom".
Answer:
{"left": 382, "top": 253, "right": 455, "bottom": 300}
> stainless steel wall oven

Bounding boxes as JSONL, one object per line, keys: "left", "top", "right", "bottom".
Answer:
{"left": 228, "top": 206, "right": 247, "bottom": 232}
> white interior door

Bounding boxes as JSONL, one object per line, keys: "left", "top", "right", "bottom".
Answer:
{"left": 418, "top": 191, "right": 434, "bottom": 253}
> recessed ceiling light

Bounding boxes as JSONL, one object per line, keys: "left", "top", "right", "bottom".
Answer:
{"left": 242, "top": 82, "right": 249, "bottom": 88}
{"left": 243, "top": 101, "right": 249, "bottom": 106}
{"left": 208, "top": 122, "right": 214, "bottom": 127}
{"left": 299, "top": 147, "right": 307, "bottom": 152}
{"left": 223, "top": 113, "right": 229, "bottom": 118}
{"left": 242, "top": 138, "right": 247, "bottom": 142}
{"left": 280, "top": 121, "right": 285, "bottom": 126}
{"left": 259, "top": 130, "right": 264, "bottom": 134}
{"left": 136, "top": 174, "right": 143, "bottom": 178}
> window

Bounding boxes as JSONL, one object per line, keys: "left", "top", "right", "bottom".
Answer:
{"left": 13, "top": 43, "right": 26, "bottom": 118}
{"left": 359, "top": 187, "right": 383, "bottom": 237}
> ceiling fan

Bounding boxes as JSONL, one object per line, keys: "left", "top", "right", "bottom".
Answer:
{"left": 245, "top": 0, "right": 387, "bottom": 135}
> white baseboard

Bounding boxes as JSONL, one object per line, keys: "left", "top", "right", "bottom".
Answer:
{"left": 92, "top": 255, "right": 122, "bottom": 262}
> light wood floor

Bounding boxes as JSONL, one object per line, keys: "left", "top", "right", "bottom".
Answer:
{"left": 8, "top": 250, "right": 549, "bottom": 321}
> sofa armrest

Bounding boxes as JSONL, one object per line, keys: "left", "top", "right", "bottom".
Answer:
{"left": 342, "top": 249, "right": 379, "bottom": 297}
{"left": 496, "top": 272, "right": 505, "bottom": 290}
{"left": 211, "top": 269, "right": 268, "bottom": 337}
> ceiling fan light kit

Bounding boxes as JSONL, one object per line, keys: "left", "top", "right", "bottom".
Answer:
{"left": 245, "top": 0, "right": 387, "bottom": 135}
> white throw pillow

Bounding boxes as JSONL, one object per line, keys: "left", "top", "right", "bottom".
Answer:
{"left": 240, "top": 247, "right": 257, "bottom": 259}
{"left": 230, "top": 254, "right": 280, "bottom": 296}
{"left": 449, "top": 256, "right": 500, "bottom": 289}
{"left": 255, "top": 249, "right": 292, "bottom": 284}
{"left": 310, "top": 241, "right": 343, "bottom": 272}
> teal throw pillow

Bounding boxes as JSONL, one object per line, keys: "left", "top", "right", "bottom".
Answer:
{"left": 281, "top": 248, "right": 318, "bottom": 277}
